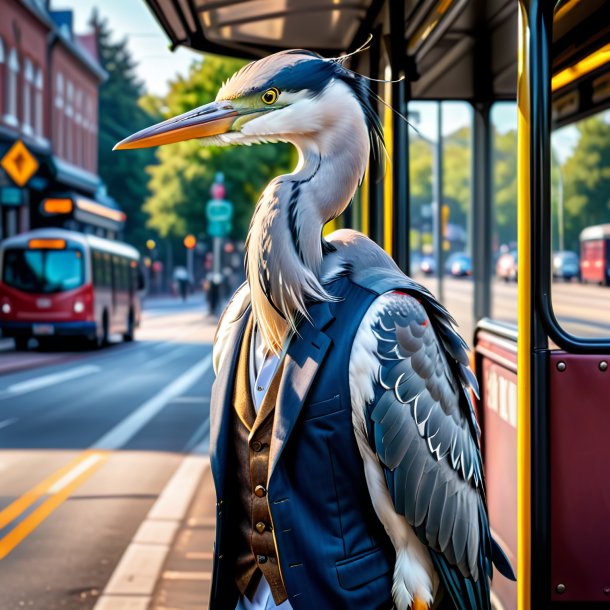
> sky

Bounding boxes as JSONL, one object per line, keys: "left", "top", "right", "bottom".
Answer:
{"left": 54, "top": 0, "right": 201, "bottom": 97}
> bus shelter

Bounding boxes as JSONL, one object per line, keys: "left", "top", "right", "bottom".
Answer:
{"left": 142, "top": 2, "right": 610, "bottom": 610}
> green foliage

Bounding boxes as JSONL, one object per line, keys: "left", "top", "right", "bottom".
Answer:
{"left": 91, "top": 11, "right": 158, "bottom": 248}
{"left": 143, "top": 55, "right": 294, "bottom": 241}
{"left": 409, "top": 127, "right": 471, "bottom": 243}
{"left": 561, "top": 115, "right": 610, "bottom": 250}
{"left": 443, "top": 126, "right": 471, "bottom": 227}
{"left": 493, "top": 129, "right": 518, "bottom": 247}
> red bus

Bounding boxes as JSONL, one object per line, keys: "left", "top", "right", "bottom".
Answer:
{"left": 580, "top": 224, "right": 610, "bottom": 286}
{"left": 0, "top": 229, "right": 142, "bottom": 349}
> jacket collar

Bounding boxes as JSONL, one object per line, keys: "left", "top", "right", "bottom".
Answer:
{"left": 268, "top": 300, "right": 334, "bottom": 481}
{"left": 209, "top": 299, "right": 336, "bottom": 495}
{"left": 209, "top": 307, "right": 250, "bottom": 499}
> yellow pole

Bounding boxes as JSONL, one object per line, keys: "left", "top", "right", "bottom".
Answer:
{"left": 361, "top": 169, "right": 370, "bottom": 237}
{"left": 516, "top": 3, "right": 531, "bottom": 609}
{"left": 383, "top": 77, "right": 393, "bottom": 256}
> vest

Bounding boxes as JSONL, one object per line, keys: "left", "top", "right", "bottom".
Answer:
{"left": 231, "top": 317, "right": 288, "bottom": 604}
{"left": 209, "top": 273, "right": 407, "bottom": 610}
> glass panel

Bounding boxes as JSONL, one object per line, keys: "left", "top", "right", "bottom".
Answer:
{"left": 408, "top": 100, "right": 474, "bottom": 340}
{"left": 490, "top": 102, "right": 518, "bottom": 327}
{"left": 3, "top": 248, "right": 84, "bottom": 294}
{"left": 551, "top": 109, "right": 610, "bottom": 338}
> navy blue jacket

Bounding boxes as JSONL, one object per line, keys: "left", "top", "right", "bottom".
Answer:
{"left": 208, "top": 276, "right": 395, "bottom": 610}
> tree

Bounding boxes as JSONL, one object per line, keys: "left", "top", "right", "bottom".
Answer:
{"left": 91, "top": 11, "right": 159, "bottom": 248}
{"left": 144, "top": 54, "right": 293, "bottom": 244}
{"left": 561, "top": 115, "right": 610, "bottom": 250}
{"left": 493, "top": 128, "right": 518, "bottom": 247}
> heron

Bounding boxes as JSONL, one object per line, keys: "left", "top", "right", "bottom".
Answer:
{"left": 115, "top": 49, "right": 514, "bottom": 610}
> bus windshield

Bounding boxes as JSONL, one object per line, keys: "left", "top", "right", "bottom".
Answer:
{"left": 2, "top": 248, "right": 84, "bottom": 294}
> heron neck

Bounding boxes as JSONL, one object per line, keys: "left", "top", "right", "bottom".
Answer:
{"left": 245, "top": 105, "right": 369, "bottom": 351}
{"left": 286, "top": 122, "right": 369, "bottom": 273}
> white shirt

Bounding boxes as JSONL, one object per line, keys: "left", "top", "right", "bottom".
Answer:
{"left": 238, "top": 326, "right": 293, "bottom": 610}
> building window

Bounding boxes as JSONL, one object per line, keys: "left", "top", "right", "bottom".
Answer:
{"left": 86, "top": 96, "right": 95, "bottom": 171}
{"left": 0, "top": 38, "right": 4, "bottom": 118}
{"left": 55, "top": 72, "right": 64, "bottom": 156}
{"left": 66, "top": 80, "right": 74, "bottom": 161}
{"left": 34, "top": 66, "right": 43, "bottom": 138}
{"left": 23, "top": 58, "right": 33, "bottom": 135}
{"left": 75, "top": 88, "right": 82, "bottom": 164}
{"left": 5, "top": 47, "right": 19, "bottom": 127}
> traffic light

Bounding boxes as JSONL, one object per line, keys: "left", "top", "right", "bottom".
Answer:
{"left": 183, "top": 234, "right": 197, "bottom": 249}
{"left": 146, "top": 239, "right": 156, "bottom": 250}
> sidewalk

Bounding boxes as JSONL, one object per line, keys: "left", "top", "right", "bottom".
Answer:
{"left": 149, "top": 462, "right": 216, "bottom": 610}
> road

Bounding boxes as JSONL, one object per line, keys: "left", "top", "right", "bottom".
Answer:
{"left": 418, "top": 276, "right": 610, "bottom": 344}
{"left": 0, "top": 295, "right": 217, "bottom": 610}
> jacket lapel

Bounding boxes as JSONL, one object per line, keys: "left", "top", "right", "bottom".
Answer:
{"left": 268, "top": 301, "right": 334, "bottom": 481}
{"left": 209, "top": 306, "right": 251, "bottom": 499}
{"left": 233, "top": 316, "right": 256, "bottom": 431}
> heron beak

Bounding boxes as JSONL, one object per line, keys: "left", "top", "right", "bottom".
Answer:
{"left": 113, "top": 101, "right": 240, "bottom": 150}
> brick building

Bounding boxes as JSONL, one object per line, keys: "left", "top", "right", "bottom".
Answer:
{"left": 0, "top": 0, "right": 124, "bottom": 241}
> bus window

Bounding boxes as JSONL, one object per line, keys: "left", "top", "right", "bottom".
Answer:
{"left": 408, "top": 100, "right": 474, "bottom": 340}
{"left": 491, "top": 102, "right": 518, "bottom": 327}
{"left": 92, "top": 250, "right": 102, "bottom": 287}
{"left": 551, "top": 108, "right": 610, "bottom": 339}
{"left": 3, "top": 248, "right": 84, "bottom": 294}
{"left": 121, "top": 258, "right": 130, "bottom": 292}
{"left": 103, "top": 253, "right": 112, "bottom": 288}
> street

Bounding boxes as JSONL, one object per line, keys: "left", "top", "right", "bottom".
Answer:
{"left": 418, "top": 276, "right": 610, "bottom": 344}
{"left": 0, "top": 296, "right": 217, "bottom": 610}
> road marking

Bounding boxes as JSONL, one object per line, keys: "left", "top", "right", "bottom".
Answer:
{"left": 182, "top": 416, "right": 211, "bottom": 454}
{"left": 94, "top": 456, "right": 209, "bottom": 609}
{"left": 144, "top": 345, "right": 191, "bottom": 369}
{"left": 0, "top": 451, "right": 104, "bottom": 529}
{"left": 91, "top": 354, "right": 212, "bottom": 450}
{"left": 47, "top": 454, "right": 104, "bottom": 494}
{"left": 0, "top": 450, "right": 108, "bottom": 560}
{"left": 2, "top": 365, "right": 100, "bottom": 397}
{"left": 0, "top": 418, "right": 17, "bottom": 430}
{"left": 172, "top": 395, "right": 208, "bottom": 404}
{"left": 147, "top": 457, "right": 208, "bottom": 521}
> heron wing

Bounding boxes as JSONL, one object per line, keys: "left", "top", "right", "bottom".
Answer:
{"left": 362, "top": 290, "right": 496, "bottom": 610}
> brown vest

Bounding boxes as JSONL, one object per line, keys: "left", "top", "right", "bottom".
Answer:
{"left": 231, "top": 318, "right": 288, "bottom": 604}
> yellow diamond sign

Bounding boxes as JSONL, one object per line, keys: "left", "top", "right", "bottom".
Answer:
{"left": 1, "top": 140, "right": 39, "bottom": 188}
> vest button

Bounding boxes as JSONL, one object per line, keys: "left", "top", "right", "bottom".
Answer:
{"left": 251, "top": 440, "right": 263, "bottom": 452}
{"left": 255, "top": 521, "right": 266, "bottom": 534}
{"left": 257, "top": 555, "right": 267, "bottom": 564}
{"left": 254, "top": 485, "right": 267, "bottom": 498}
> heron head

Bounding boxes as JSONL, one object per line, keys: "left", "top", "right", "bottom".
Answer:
{"left": 113, "top": 50, "right": 382, "bottom": 152}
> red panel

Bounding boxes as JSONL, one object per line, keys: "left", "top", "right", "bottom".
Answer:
{"left": 0, "top": 282, "right": 94, "bottom": 322}
{"left": 550, "top": 352, "right": 610, "bottom": 602}
{"left": 476, "top": 333, "right": 518, "bottom": 610}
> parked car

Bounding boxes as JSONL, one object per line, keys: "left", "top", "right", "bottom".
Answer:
{"left": 496, "top": 249, "right": 518, "bottom": 282}
{"left": 420, "top": 255, "right": 436, "bottom": 275}
{"left": 445, "top": 252, "right": 472, "bottom": 277}
{"left": 552, "top": 250, "right": 580, "bottom": 281}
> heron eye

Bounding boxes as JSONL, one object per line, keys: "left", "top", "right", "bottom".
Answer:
{"left": 261, "top": 88, "right": 279, "bottom": 105}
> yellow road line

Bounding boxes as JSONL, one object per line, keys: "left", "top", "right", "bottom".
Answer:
{"left": 0, "top": 451, "right": 101, "bottom": 529}
{"left": 0, "top": 450, "right": 109, "bottom": 560}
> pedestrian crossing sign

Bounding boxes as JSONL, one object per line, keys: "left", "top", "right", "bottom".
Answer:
{"left": 1, "top": 140, "right": 39, "bottom": 188}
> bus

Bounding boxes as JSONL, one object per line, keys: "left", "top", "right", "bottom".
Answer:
{"left": 580, "top": 224, "right": 610, "bottom": 286}
{"left": 0, "top": 228, "right": 142, "bottom": 349}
